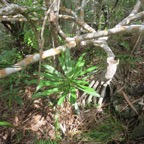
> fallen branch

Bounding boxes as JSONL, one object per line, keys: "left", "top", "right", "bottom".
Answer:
{"left": 0, "top": 45, "right": 67, "bottom": 78}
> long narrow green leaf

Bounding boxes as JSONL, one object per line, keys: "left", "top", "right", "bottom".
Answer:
{"left": 75, "top": 53, "right": 86, "bottom": 68}
{"left": 69, "top": 65, "right": 83, "bottom": 79}
{"left": 65, "top": 48, "right": 72, "bottom": 68}
{"left": 73, "top": 79, "right": 88, "bottom": 85}
{"left": 59, "top": 54, "right": 66, "bottom": 72}
{"left": 44, "top": 65, "right": 63, "bottom": 77}
{"left": 42, "top": 88, "right": 60, "bottom": 95}
{"left": 26, "top": 79, "right": 38, "bottom": 85}
{"left": 57, "top": 89, "right": 69, "bottom": 105}
{"left": 36, "top": 81, "right": 62, "bottom": 91}
{"left": 71, "top": 53, "right": 86, "bottom": 78}
{"left": 82, "top": 70, "right": 98, "bottom": 80}
{"left": 0, "top": 121, "right": 14, "bottom": 127}
{"left": 65, "top": 48, "right": 74, "bottom": 75}
{"left": 69, "top": 87, "right": 77, "bottom": 104}
{"left": 77, "top": 85, "right": 100, "bottom": 97}
{"left": 57, "top": 95, "right": 66, "bottom": 105}
{"left": 74, "top": 61, "right": 85, "bottom": 72}
{"left": 41, "top": 73, "right": 63, "bottom": 81}
{"left": 32, "top": 92, "right": 45, "bottom": 99}
{"left": 79, "top": 66, "right": 97, "bottom": 76}
{"left": 59, "top": 48, "right": 74, "bottom": 75}
{"left": 33, "top": 88, "right": 59, "bottom": 99}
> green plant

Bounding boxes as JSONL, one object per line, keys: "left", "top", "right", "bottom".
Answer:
{"left": 0, "top": 69, "right": 31, "bottom": 107}
{"left": 118, "top": 54, "right": 142, "bottom": 68}
{"left": 83, "top": 116, "right": 126, "bottom": 143}
{"left": 120, "top": 41, "right": 130, "bottom": 51}
{"left": 0, "top": 83, "right": 23, "bottom": 108}
{"left": 33, "top": 48, "right": 99, "bottom": 105}
{"left": 0, "top": 48, "right": 22, "bottom": 67}
{"left": 23, "top": 26, "right": 38, "bottom": 49}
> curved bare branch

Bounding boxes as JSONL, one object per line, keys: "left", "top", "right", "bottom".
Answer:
{"left": 0, "top": 4, "right": 27, "bottom": 16}
{"left": 75, "top": 25, "right": 144, "bottom": 42}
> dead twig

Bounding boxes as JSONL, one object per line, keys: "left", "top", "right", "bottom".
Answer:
{"left": 122, "top": 91, "right": 140, "bottom": 115}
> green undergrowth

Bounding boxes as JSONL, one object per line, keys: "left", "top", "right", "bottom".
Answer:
{"left": 82, "top": 114, "right": 126, "bottom": 143}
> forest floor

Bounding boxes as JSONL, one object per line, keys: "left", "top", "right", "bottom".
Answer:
{"left": 0, "top": 37, "right": 144, "bottom": 144}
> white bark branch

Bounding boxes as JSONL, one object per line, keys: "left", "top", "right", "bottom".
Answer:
{"left": 0, "top": 4, "right": 27, "bottom": 16}
{"left": 0, "top": 45, "right": 67, "bottom": 78}
{"left": 116, "top": 0, "right": 142, "bottom": 27}
{"left": 75, "top": 25, "right": 144, "bottom": 42}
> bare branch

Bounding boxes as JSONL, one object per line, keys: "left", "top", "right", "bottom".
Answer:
{"left": 60, "top": 6, "right": 77, "bottom": 18}
{"left": 0, "top": 15, "right": 27, "bottom": 21}
{"left": 0, "top": 0, "right": 9, "bottom": 6}
{"left": 105, "top": 57, "right": 119, "bottom": 80}
{"left": 0, "top": 45, "right": 67, "bottom": 78}
{"left": 116, "top": 11, "right": 144, "bottom": 26}
{"left": 38, "top": 9, "right": 49, "bottom": 82}
{"left": 0, "top": 4, "right": 27, "bottom": 16}
{"left": 94, "top": 40, "right": 115, "bottom": 57}
{"left": 75, "top": 25, "right": 144, "bottom": 42}
{"left": 116, "top": 0, "right": 142, "bottom": 27}
{"left": 59, "top": 14, "right": 95, "bottom": 33}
